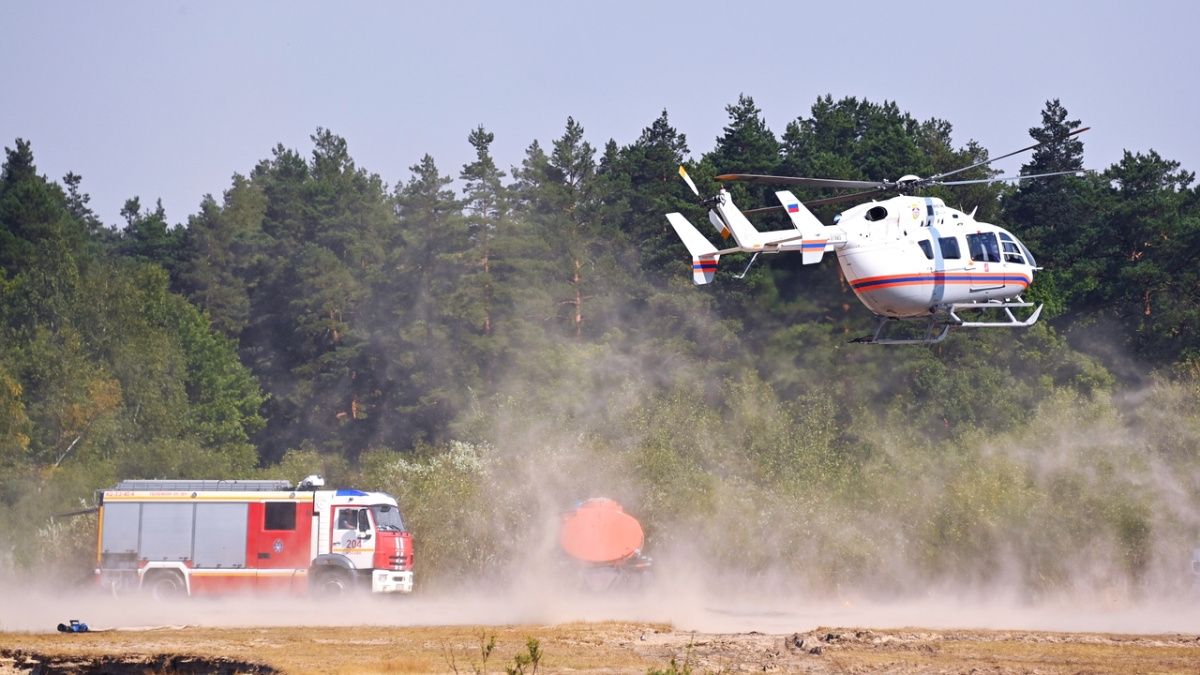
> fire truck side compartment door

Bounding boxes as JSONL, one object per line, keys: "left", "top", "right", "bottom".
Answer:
{"left": 140, "top": 503, "right": 193, "bottom": 561}
{"left": 193, "top": 503, "right": 248, "bottom": 568}
{"left": 101, "top": 502, "right": 140, "bottom": 556}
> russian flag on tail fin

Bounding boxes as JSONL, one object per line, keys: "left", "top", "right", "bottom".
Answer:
{"left": 775, "top": 190, "right": 828, "bottom": 265}
{"left": 667, "top": 212, "right": 721, "bottom": 285}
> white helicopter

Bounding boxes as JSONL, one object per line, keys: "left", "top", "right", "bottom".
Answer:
{"left": 666, "top": 128, "right": 1089, "bottom": 344}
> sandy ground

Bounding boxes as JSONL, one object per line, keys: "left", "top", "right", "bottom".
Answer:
{"left": 2, "top": 586, "right": 1200, "bottom": 673}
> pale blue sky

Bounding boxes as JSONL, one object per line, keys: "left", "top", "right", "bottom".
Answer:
{"left": 2, "top": 0, "right": 1195, "bottom": 226}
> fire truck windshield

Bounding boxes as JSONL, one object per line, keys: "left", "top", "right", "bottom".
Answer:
{"left": 371, "top": 504, "right": 405, "bottom": 531}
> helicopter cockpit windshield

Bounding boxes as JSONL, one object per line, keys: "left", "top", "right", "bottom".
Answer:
{"left": 997, "top": 231, "right": 1035, "bottom": 267}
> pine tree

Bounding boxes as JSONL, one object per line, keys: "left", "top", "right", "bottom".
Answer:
{"left": 176, "top": 175, "right": 268, "bottom": 337}
{"left": 1095, "top": 150, "right": 1198, "bottom": 361}
{"left": 459, "top": 126, "right": 508, "bottom": 337}
{"left": 1001, "top": 99, "right": 1098, "bottom": 319}
{"left": 384, "top": 154, "right": 473, "bottom": 449}
{"left": 606, "top": 110, "right": 693, "bottom": 277}
{"left": 117, "top": 197, "right": 182, "bottom": 273}
{"left": 512, "top": 118, "right": 607, "bottom": 338}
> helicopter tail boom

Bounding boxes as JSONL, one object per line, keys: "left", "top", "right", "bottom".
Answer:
{"left": 666, "top": 212, "right": 721, "bottom": 284}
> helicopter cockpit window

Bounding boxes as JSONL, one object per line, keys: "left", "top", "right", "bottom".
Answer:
{"left": 966, "top": 233, "right": 1001, "bottom": 263}
{"left": 1020, "top": 243, "right": 1036, "bottom": 268}
{"left": 917, "top": 239, "right": 933, "bottom": 259}
{"left": 997, "top": 232, "right": 1025, "bottom": 263}
{"left": 864, "top": 205, "right": 889, "bottom": 222}
{"left": 938, "top": 237, "right": 961, "bottom": 259}
{"left": 1000, "top": 233, "right": 1038, "bottom": 267}
{"left": 1001, "top": 241, "right": 1025, "bottom": 264}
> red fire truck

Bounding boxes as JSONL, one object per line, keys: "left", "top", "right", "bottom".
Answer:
{"left": 94, "top": 476, "right": 413, "bottom": 598}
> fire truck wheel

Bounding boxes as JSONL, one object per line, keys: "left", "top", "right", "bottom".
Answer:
{"left": 143, "top": 570, "right": 187, "bottom": 600}
{"left": 315, "top": 567, "right": 354, "bottom": 595}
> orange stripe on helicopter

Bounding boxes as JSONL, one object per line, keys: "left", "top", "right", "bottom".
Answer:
{"left": 851, "top": 272, "right": 1031, "bottom": 292}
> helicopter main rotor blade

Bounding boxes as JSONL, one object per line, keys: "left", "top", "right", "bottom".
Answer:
{"left": 716, "top": 173, "right": 887, "bottom": 190}
{"left": 742, "top": 204, "right": 783, "bottom": 216}
{"left": 936, "top": 169, "right": 1090, "bottom": 186}
{"left": 806, "top": 188, "right": 888, "bottom": 206}
{"left": 741, "top": 188, "right": 887, "bottom": 216}
{"left": 927, "top": 126, "right": 1090, "bottom": 183}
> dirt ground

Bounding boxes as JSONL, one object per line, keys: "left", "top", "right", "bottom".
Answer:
{"left": 3, "top": 584, "right": 1200, "bottom": 674}
{"left": 3, "top": 622, "right": 1200, "bottom": 674}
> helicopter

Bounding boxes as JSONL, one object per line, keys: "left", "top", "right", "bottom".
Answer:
{"left": 666, "top": 128, "right": 1089, "bottom": 344}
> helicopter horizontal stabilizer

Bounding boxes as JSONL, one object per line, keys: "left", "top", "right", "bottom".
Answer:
{"left": 775, "top": 190, "right": 828, "bottom": 265}
{"left": 667, "top": 212, "right": 721, "bottom": 284}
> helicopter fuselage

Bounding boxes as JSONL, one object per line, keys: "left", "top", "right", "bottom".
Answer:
{"left": 668, "top": 127, "right": 1084, "bottom": 343}
{"left": 831, "top": 195, "right": 1036, "bottom": 319}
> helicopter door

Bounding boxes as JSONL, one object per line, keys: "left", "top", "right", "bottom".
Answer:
{"left": 965, "top": 233, "right": 1004, "bottom": 291}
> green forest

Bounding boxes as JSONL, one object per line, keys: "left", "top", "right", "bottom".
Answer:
{"left": 2, "top": 95, "right": 1199, "bottom": 595}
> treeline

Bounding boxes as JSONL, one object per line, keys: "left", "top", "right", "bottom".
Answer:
{"left": 2, "top": 96, "right": 1199, "bottom": 591}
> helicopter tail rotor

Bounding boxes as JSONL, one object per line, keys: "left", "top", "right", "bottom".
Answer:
{"left": 678, "top": 165, "right": 733, "bottom": 240}
{"left": 678, "top": 165, "right": 701, "bottom": 197}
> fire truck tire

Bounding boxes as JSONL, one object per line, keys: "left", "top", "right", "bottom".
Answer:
{"left": 142, "top": 570, "right": 187, "bottom": 600}
{"left": 314, "top": 567, "right": 354, "bottom": 595}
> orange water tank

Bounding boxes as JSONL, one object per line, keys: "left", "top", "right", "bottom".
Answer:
{"left": 559, "top": 498, "right": 644, "bottom": 564}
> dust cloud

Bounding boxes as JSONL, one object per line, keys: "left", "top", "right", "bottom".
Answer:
{"left": 5, "top": 333, "right": 1200, "bottom": 637}
{"left": 3, "top": 575, "right": 1200, "bottom": 635}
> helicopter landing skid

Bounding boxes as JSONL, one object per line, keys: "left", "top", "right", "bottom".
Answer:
{"left": 948, "top": 298, "right": 1043, "bottom": 328}
{"left": 851, "top": 317, "right": 952, "bottom": 345}
{"left": 851, "top": 298, "right": 1044, "bottom": 345}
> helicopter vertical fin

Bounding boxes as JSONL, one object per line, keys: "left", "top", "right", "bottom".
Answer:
{"left": 666, "top": 212, "right": 721, "bottom": 285}
{"left": 707, "top": 210, "right": 732, "bottom": 240}
{"left": 712, "top": 192, "right": 764, "bottom": 249}
{"left": 775, "top": 190, "right": 827, "bottom": 265}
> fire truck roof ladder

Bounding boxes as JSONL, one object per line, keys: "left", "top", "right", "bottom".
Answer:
{"left": 109, "top": 479, "right": 294, "bottom": 492}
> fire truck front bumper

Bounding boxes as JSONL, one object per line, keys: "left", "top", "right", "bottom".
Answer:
{"left": 372, "top": 569, "right": 414, "bottom": 593}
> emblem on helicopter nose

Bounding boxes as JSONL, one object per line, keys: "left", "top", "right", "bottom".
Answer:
{"left": 912, "top": 205, "right": 921, "bottom": 220}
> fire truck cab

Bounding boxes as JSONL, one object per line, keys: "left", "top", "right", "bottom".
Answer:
{"left": 95, "top": 476, "right": 414, "bottom": 598}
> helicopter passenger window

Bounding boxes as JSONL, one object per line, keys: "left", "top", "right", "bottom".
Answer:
{"left": 938, "top": 237, "right": 961, "bottom": 259}
{"left": 966, "top": 233, "right": 1001, "bottom": 263}
{"left": 917, "top": 240, "right": 933, "bottom": 259}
